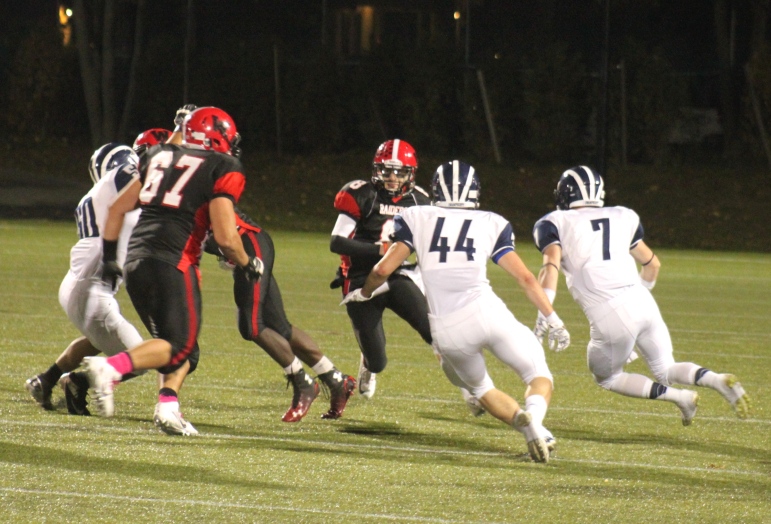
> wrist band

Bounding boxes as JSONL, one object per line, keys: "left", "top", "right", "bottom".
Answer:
{"left": 102, "top": 239, "right": 118, "bottom": 263}
{"left": 642, "top": 253, "right": 656, "bottom": 266}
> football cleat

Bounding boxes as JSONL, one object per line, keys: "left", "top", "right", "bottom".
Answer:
{"left": 513, "top": 410, "right": 549, "bottom": 463}
{"left": 59, "top": 372, "right": 91, "bottom": 416}
{"left": 357, "top": 355, "right": 377, "bottom": 399}
{"left": 714, "top": 374, "right": 751, "bottom": 419}
{"left": 320, "top": 372, "right": 357, "bottom": 420}
{"left": 282, "top": 370, "right": 320, "bottom": 423}
{"left": 542, "top": 428, "right": 557, "bottom": 456}
{"left": 154, "top": 402, "right": 198, "bottom": 436}
{"left": 25, "top": 375, "right": 54, "bottom": 411}
{"left": 674, "top": 390, "right": 700, "bottom": 427}
{"left": 83, "top": 356, "right": 121, "bottom": 418}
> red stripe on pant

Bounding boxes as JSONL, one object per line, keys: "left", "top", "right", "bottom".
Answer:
{"left": 171, "top": 265, "right": 200, "bottom": 367}
{"left": 245, "top": 232, "right": 262, "bottom": 338}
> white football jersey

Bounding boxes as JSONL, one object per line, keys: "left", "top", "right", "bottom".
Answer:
{"left": 533, "top": 206, "right": 644, "bottom": 310}
{"left": 394, "top": 206, "right": 515, "bottom": 317}
{"left": 68, "top": 157, "right": 140, "bottom": 282}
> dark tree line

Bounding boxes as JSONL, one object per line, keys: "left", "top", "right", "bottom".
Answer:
{"left": 2, "top": 0, "right": 771, "bottom": 167}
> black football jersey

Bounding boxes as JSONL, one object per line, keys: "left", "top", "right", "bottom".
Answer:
{"left": 127, "top": 144, "right": 246, "bottom": 270}
{"left": 334, "top": 180, "right": 430, "bottom": 282}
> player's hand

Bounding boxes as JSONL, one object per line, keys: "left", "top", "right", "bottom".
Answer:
{"left": 242, "top": 256, "right": 263, "bottom": 282}
{"left": 533, "top": 312, "right": 548, "bottom": 345}
{"left": 217, "top": 256, "right": 236, "bottom": 271}
{"left": 339, "top": 289, "right": 371, "bottom": 306}
{"left": 547, "top": 321, "right": 571, "bottom": 352}
{"left": 101, "top": 261, "right": 123, "bottom": 291}
{"left": 174, "top": 103, "right": 198, "bottom": 128}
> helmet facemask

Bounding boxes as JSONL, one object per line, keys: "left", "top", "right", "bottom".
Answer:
{"left": 372, "top": 163, "right": 415, "bottom": 196}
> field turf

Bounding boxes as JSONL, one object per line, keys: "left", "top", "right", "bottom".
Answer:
{"left": 0, "top": 220, "right": 768, "bottom": 523}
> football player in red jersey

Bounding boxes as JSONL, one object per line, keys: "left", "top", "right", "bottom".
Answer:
{"left": 204, "top": 207, "right": 357, "bottom": 422}
{"left": 83, "top": 106, "right": 263, "bottom": 432}
{"left": 330, "top": 139, "right": 480, "bottom": 406}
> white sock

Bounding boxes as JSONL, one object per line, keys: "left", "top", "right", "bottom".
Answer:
{"left": 283, "top": 357, "right": 303, "bottom": 376}
{"left": 311, "top": 356, "right": 334, "bottom": 375}
{"left": 694, "top": 369, "right": 722, "bottom": 389}
{"left": 607, "top": 373, "right": 654, "bottom": 398}
{"left": 665, "top": 362, "right": 700, "bottom": 385}
{"left": 525, "top": 394, "right": 548, "bottom": 427}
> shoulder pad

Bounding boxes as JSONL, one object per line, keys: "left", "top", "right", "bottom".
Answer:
{"left": 413, "top": 185, "right": 430, "bottom": 197}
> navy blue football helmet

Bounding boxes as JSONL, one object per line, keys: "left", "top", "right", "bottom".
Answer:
{"left": 554, "top": 165, "right": 605, "bottom": 210}
{"left": 432, "top": 160, "right": 480, "bottom": 209}
{"left": 88, "top": 142, "right": 136, "bottom": 185}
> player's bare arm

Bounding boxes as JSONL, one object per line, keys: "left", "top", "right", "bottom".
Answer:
{"left": 537, "top": 244, "right": 562, "bottom": 294}
{"left": 103, "top": 178, "right": 140, "bottom": 242}
{"left": 630, "top": 240, "right": 660, "bottom": 285}
{"left": 497, "top": 251, "right": 555, "bottom": 318}
{"left": 210, "top": 196, "right": 249, "bottom": 268}
{"left": 361, "top": 242, "right": 411, "bottom": 298}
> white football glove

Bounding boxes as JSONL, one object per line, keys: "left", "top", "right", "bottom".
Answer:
{"left": 533, "top": 312, "right": 548, "bottom": 345}
{"left": 339, "top": 288, "right": 371, "bottom": 306}
{"left": 173, "top": 103, "right": 198, "bottom": 130}
{"left": 547, "top": 322, "right": 571, "bottom": 352}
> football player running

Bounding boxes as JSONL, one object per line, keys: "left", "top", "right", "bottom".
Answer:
{"left": 330, "top": 140, "right": 479, "bottom": 413}
{"left": 330, "top": 139, "right": 432, "bottom": 399}
{"left": 25, "top": 142, "right": 147, "bottom": 415}
{"left": 532, "top": 165, "right": 751, "bottom": 426}
{"left": 344, "top": 161, "right": 568, "bottom": 463}
{"left": 82, "top": 106, "right": 263, "bottom": 431}
{"left": 204, "top": 207, "right": 357, "bottom": 422}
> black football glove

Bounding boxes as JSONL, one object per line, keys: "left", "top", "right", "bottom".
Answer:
{"left": 242, "top": 256, "right": 264, "bottom": 282}
{"left": 173, "top": 103, "right": 198, "bottom": 129}
{"left": 101, "top": 261, "right": 123, "bottom": 291}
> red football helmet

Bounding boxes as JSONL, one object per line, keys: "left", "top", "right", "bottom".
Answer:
{"left": 372, "top": 139, "right": 418, "bottom": 196}
{"left": 183, "top": 106, "right": 240, "bottom": 155}
{"left": 132, "top": 128, "right": 172, "bottom": 154}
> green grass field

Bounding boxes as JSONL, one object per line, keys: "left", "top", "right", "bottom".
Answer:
{"left": 1, "top": 220, "right": 768, "bottom": 523}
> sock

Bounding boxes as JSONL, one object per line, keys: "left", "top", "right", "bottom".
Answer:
{"left": 665, "top": 362, "right": 700, "bottom": 385}
{"left": 509, "top": 408, "right": 527, "bottom": 433}
{"left": 106, "top": 352, "right": 134, "bottom": 376}
{"left": 158, "top": 387, "right": 178, "bottom": 403}
{"left": 606, "top": 373, "right": 654, "bottom": 398}
{"left": 41, "top": 363, "right": 64, "bottom": 386}
{"left": 525, "top": 394, "right": 548, "bottom": 427}
{"left": 694, "top": 368, "right": 722, "bottom": 389}
{"left": 649, "top": 382, "right": 668, "bottom": 399}
{"left": 311, "top": 356, "right": 334, "bottom": 375}
{"left": 283, "top": 357, "right": 303, "bottom": 376}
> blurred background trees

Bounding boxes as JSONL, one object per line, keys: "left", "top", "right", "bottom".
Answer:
{"left": 1, "top": 0, "right": 770, "bottom": 168}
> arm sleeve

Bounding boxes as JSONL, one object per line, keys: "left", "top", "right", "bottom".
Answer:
{"left": 330, "top": 235, "right": 381, "bottom": 256}
{"left": 491, "top": 222, "right": 515, "bottom": 264}
{"left": 392, "top": 215, "right": 416, "bottom": 253}
{"left": 533, "top": 219, "right": 560, "bottom": 253}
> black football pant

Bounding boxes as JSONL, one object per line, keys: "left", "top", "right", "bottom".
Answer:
{"left": 345, "top": 274, "right": 431, "bottom": 373}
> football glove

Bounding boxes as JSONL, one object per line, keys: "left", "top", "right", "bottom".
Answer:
{"left": 339, "top": 289, "right": 371, "bottom": 306}
{"left": 101, "top": 261, "right": 123, "bottom": 292}
{"left": 533, "top": 312, "right": 548, "bottom": 345}
{"left": 547, "top": 321, "right": 571, "bottom": 352}
{"left": 217, "top": 256, "right": 236, "bottom": 271}
{"left": 242, "top": 256, "right": 264, "bottom": 282}
{"left": 173, "top": 103, "right": 198, "bottom": 129}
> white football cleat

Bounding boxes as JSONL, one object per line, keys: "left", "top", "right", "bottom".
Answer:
{"left": 83, "top": 356, "right": 121, "bottom": 418}
{"left": 542, "top": 427, "right": 557, "bottom": 455}
{"left": 513, "top": 410, "right": 549, "bottom": 463}
{"left": 460, "top": 388, "right": 485, "bottom": 417}
{"left": 714, "top": 374, "right": 751, "bottom": 419}
{"left": 674, "top": 390, "right": 700, "bottom": 426}
{"left": 154, "top": 402, "right": 198, "bottom": 436}
{"left": 358, "top": 355, "right": 376, "bottom": 399}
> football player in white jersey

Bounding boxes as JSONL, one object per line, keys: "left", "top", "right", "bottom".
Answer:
{"left": 343, "top": 160, "right": 570, "bottom": 463}
{"left": 532, "top": 165, "right": 751, "bottom": 425}
{"left": 25, "top": 142, "right": 146, "bottom": 414}
{"left": 26, "top": 120, "right": 199, "bottom": 436}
